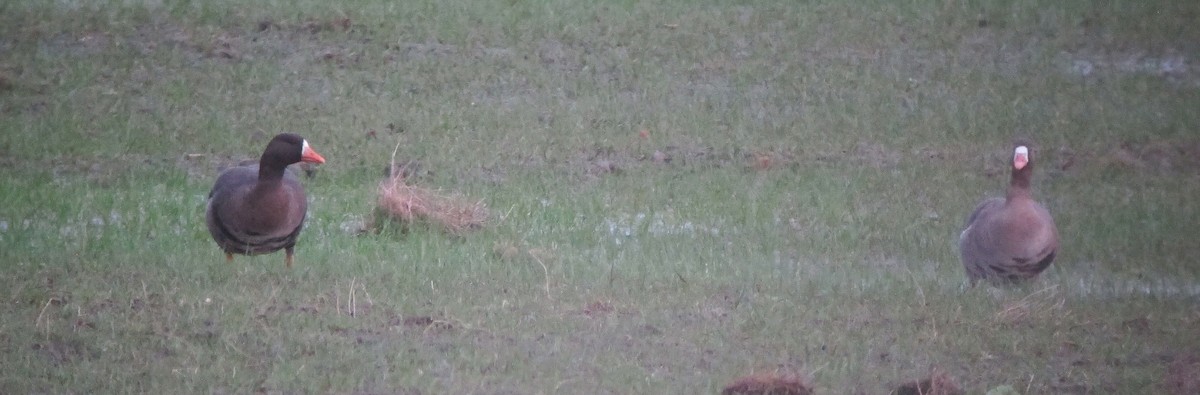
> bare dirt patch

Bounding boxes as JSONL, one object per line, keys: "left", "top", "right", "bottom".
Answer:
{"left": 959, "top": 139, "right": 1200, "bottom": 181}
{"left": 1101, "top": 140, "right": 1200, "bottom": 175}
{"left": 722, "top": 371, "right": 813, "bottom": 395}
{"left": 392, "top": 314, "right": 457, "bottom": 333}
{"left": 893, "top": 369, "right": 962, "bottom": 395}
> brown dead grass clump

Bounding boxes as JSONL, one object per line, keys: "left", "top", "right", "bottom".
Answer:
{"left": 376, "top": 175, "right": 488, "bottom": 235}
{"left": 722, "top": 372, "right": 813, "bottom": 395}
{"left": 893, "top": 370, "right": 963, "bottom": 395}
{"left": 993, "top": 286, "right": 1065, "bottom": 326}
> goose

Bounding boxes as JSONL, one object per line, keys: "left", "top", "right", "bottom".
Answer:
{"left": 205, "top": 133, "right": 325, "bottom": 268}
{"left": 959, "top": 142, "right": 1058, "bottom": 284}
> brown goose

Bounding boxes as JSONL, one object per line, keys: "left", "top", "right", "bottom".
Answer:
{"left": 206, "top": 133, "right": 326, "bottom": 268}
{"left": 959, "top": 142, "right": 1059, "bottom": 285}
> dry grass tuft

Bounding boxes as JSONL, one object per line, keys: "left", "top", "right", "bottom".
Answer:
{"left": 993, "top": 285, "right": 1065, "bottom": 326}
{"left": 375, "top": 174, "right": 488, "bottom": 235}
{"left": 893, "top": 369, "right": 962, "bottom": 395}
{"left": 491, "top": 241, "right": 557, "bottom": 263}
{"left": 722, "top": 371, "right": 813, "bottom": 395}
{"left": 491, "top": 240, "right": 559, "bottom": 300}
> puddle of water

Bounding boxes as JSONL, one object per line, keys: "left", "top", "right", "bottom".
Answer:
{"left": 1067, "top": 276, "right": 1200, "bottom": 299}
{"left": 1063, "top": 51, "right": 1194, "bottom": 87}
{"left": 601, "top": 212, "right": 721, "bottom": 245}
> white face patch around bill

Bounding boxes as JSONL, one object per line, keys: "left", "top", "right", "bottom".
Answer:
{"left": 1013, "top": 145, "right": 1029, "bottom": 169}
{"left": 298, "top": 138, "right": 325, "bottom": 164}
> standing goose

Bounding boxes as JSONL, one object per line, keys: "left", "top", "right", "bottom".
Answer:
{"left": 206, "top": 133, "right": 326, "bottom": 268}
{"left": 959, "top": 142, "right": 1059, "bottom": 285}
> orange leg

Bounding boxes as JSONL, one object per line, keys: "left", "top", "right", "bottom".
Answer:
{"left": 285, "top": 247, "right": 295, "bottom": 269}
{"left": 225, "top": 253, "right": 234, "bottom": 263}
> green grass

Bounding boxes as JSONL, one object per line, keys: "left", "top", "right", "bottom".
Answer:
{"left": 2, "top": 0, "right": 1199, "bottom": 393}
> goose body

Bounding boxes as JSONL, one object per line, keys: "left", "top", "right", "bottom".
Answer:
{"left": 205, "top": 133, "right": 325, "bottom": 267}
{"left": 959, "top": 143, "right": 1058, "bottom": 284}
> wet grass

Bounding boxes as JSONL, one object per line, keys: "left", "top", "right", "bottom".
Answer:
{"left": 2, "top": 0, "right": 1199, "bottom": 393}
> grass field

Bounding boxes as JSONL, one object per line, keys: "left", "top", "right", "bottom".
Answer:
{"left": 2, "top": 0, "right": 1199, "bottom": 393}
